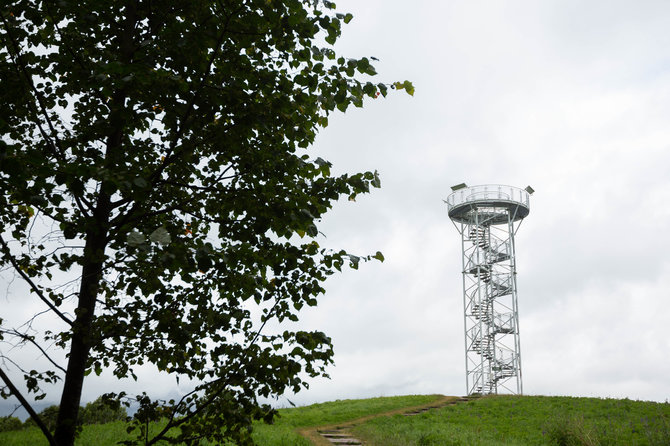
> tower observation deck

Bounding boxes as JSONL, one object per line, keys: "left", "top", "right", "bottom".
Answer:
{"left": 446, "top": 184, "right": 531, "bottom": 395}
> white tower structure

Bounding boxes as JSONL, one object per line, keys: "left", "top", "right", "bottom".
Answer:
{"left": 446, "top": 184, "right": 532, "bottom": 395}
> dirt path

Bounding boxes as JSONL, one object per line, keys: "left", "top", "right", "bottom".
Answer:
{"left": 297, "top": 395, "right": 472, "bottom": 446}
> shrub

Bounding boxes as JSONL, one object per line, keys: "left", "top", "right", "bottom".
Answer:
{"left": 0, "top": 416, "right": 23, "bottom": 432}
{"left": 544, "top": 415, "right": 599, "bottom": 446}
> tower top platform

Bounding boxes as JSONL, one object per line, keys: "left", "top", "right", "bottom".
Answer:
{"left": 446, "top": 184, "right": 530, "bottom": 224}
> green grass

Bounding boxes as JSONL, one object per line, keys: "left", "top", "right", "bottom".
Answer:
{"left": 251, "top": 394, "right": 444, "bottom": 446}
{"left": 3, "top": 395, "right": 668, "bottom": 445}
{"left": 352, "top": 395, "right": 670, "bottom": 446}
{"left": 0, "top": 394, "right": 442, "bottom": 445}
{"left": 0, "top": 420, "right": 131, "bottom": 446}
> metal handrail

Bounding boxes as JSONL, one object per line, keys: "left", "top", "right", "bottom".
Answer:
{"left": 446, "top": 184, "right": 530, "bottom": 212}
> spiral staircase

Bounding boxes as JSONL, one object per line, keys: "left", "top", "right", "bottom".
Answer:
{"left": 465, "top": 224, "right": 519, "bottom": 394}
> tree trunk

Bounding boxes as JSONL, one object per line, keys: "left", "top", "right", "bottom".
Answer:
{"left": 53, "top": 200, "right": 111, "bottom": 445}
{"left": 54, "top": 5, "right": 136, "bottom": 443}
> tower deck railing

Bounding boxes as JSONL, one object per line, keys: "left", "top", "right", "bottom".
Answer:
{"left": 446, "top": 185, "right": 530, "bottom": 212}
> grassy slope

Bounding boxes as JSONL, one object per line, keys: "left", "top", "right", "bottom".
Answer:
{"left": 2, "top": 395, "right": 669, "bottom": 445}
{"left": 251, "top": 394, "right": 444, "bottom": 446}
{"left": 0, "top": 394, "right": 442, "bottom": 445}
{"left": 353, "top": 395, "right": 670, "bottom": 446}
{"left": 0, "top": 421, "right": 131, "bottom": 446}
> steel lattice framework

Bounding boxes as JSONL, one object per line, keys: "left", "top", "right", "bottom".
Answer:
{"left": 446, "top": 185, "right": 531, "bottom": 395}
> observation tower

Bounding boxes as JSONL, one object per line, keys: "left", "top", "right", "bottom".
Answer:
{"left": 446, "top": 184, "right": 532, "bottom": 395}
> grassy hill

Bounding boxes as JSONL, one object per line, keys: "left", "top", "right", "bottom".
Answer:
{"left": 1, "top": 394, "right": 668, "bottom": 445}
{"left": 351, "top": 395, "right": 670, "bottom": 446}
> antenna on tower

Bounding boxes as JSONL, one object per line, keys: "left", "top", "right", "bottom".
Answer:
{"left": 445, "top": 184, "right": 531, "bottom": 395}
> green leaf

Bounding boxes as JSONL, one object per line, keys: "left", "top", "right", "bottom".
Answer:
{"left": 62, "top": 225, "right": 77, "bottom": 240}
{"left": 393, "top": 80, "right": 415, "bottom": 96}
{"left": 403, "top": 80, "right": 415, "bottom": 96}
{"left": 133, "top": 177, "right": 148, "bottom": 188}
{"left": 149, "top": 227, "right": 171, "bottom": 246}
{"left": 306, "top": 224, "right": 318, "bottom": 238}
{"left": 127, "top": 231, "right": 146, "bottom": 247}
{"left": 195, "top": 248, "right": 214, "bottom": 272}
{"left": 371, "top": 170, "right": 381, "bottom": 188}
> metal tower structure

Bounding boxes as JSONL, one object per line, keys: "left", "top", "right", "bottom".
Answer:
{"left": 446, "top": 184, "right": 532, "bottom": 395}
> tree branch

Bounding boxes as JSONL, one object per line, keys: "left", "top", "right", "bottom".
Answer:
{"left": 108, "top": 194, "right": 198, "bottom": 233}
{"left": 0, "top": 367, "right": 57, "bottom": 446}
{"left": 146, "top": 375, "right": 232, "bottom": 446}
{"left": 106, "top": 13, "right": 244, "bottom": 231}
{"left": 0, "top": 13, "right": 63, "bottom": 160}
{"left": 154, "top": 175, "right": 238, "bottom": 192}
{"left": 1, "top": 328, "right": 66, "bottom": 374}
{"left": 42, "top": 0, "right": 112, "bottom": 112}
{"left": 147, "top": 295, "right": 280, "bottom": 445}
{"left": 0, "top": 235, "right": 74, "bottom": 326}
{"left": 0, "top": 12, "right": 93, "bottom": 215}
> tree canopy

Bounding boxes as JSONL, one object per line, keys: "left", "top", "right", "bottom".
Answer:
{"left": 0, "top": 1, "right": 410, "bottom": 445}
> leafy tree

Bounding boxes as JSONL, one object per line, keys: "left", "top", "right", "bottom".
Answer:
{"left": 0, "top": 0, "right": 410, "bottom": 445}
{"left": 18, "top": 396, "right": 125, "bottom": 433}
{"left": 80, "top": 395, "right": 127, "bottom": 425}
{"left": 0, "top": 415, "right": 23, "bottom": 432}
{"left": 23, "top": 405, "right": 60, "bottom": 432}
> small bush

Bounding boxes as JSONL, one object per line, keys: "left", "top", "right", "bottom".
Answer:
{"left": 544, "top": 415, "right": 599, "bottom": 446}
{"left": 0, "top": 416, "right": 23, "bottom": 432}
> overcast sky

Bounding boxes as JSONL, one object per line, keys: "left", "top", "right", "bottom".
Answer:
{"left": 288, "top": 0, "right": 670, "bottom": 405}
{"left": 3, "top": 0, "right": 670, "bottom": 417}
